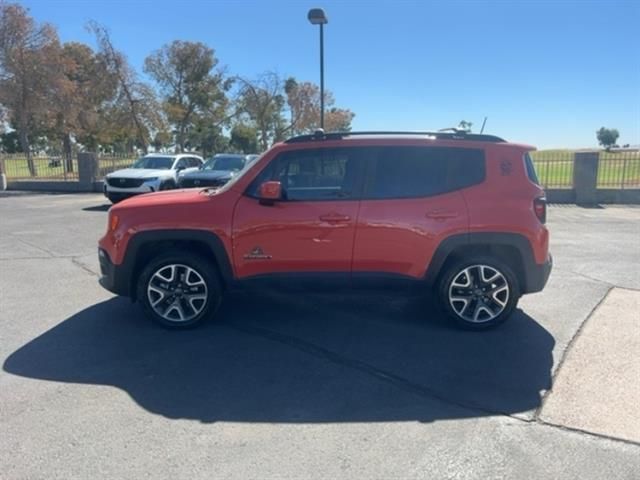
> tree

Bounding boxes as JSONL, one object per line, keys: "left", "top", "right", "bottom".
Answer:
{"left": 230, "top": 123, "right": 258, "bottom": 153}
{"left": 0, "top": 3, "right": 61, "bottom": 175}
{"left": 152, "top": 129, "right": 172, "bottom": 152}
{"left": 596, "top": 127, "right": 619, "bottom": 150}
{"left": 284, "top": 77, "right": 354, "bottom": 135}
{"left": 144, "top": 40, "right": 233, "bottom": 152}
{"left": 236, "top": 72, "right": 286, "bottom": 151}
{"left": 89, "top": 21, "right": 163, "bottom": 153}
{"left": 51, "top": 41, "right": 117, "bottom": 170}
{"left": 187, "top": 119, "right": 228, "bottom": 157}
{"left": 284, "top": 78, "right": 318, "bottom": 135}
{"left": 0, "top": 130, "right": 21, "bottom": 152}
{"left": 325, "top": 107, "right": 355, "bottom": 132}
{"left": 458, "top": 120, "right": 473, "bottom": 132}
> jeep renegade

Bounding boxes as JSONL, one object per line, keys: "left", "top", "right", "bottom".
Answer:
{"left": 98, "top": 130, "right": 552, "bottom": 330}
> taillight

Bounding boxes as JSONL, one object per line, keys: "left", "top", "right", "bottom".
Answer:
{"left": 534, "top": 196, "right": 547, "bottom": 224}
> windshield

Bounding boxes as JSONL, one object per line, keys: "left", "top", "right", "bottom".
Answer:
{"left": 131, "top": 156, "right": 174, "bottom": 170}
{"left": 203, "top": 156, "right": 245, "bottom": 172}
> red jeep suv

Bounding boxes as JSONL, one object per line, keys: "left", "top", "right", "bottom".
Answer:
{"left": 98, "top": 130, "right": 551, "bottom": 330}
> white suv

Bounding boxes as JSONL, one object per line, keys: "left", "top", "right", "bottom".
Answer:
{"left": 104, "top": 154, "right": 203, "bottom": 203}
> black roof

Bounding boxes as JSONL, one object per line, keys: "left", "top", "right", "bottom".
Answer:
{"left": 284, "top": 129, "right": 506, "bottom": 144}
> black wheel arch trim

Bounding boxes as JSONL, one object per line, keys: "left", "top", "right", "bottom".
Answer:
{"left": 106, "top": 229, "right": 233, "bottom": 298}
{"left": 100, "top": 230, "right": 549, "bottom": 299}
{"left": 424, "top": 232, "right": 550, "bottom": 294}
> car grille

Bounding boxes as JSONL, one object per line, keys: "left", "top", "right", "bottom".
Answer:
{"left": 179, "top": 178, "right": 227, "bottom": 188}
{"left": 107, "top": 178, "right": 145, "bottom": 188}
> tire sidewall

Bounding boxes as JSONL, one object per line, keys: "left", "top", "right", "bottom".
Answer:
{"left": 438, "top": 256, "right": 520, "bottom": 330}
{"left": 137, "top": 251, "right": 222, "bottom": 329}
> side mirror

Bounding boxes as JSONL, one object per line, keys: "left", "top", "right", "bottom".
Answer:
{"left": 258, "top": 181, "right": 282, "bottom": 204}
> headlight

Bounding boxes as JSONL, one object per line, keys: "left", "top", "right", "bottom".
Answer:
{"left": 143, "top": 177, "right": 159, "bottom": 182}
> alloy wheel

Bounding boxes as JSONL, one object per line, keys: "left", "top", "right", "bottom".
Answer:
{"left": 147, "top": 264, "right": 208, "bottom": 323}
{"left": 448, "top": 265, "right": 509, "bottom": 323}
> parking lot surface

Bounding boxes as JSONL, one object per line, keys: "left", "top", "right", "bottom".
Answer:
{"left": 1, "top": 193, "right": 639, "bottom": 479}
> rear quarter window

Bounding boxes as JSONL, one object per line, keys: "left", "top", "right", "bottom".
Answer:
{"left": 524, "top": 152, "right": 540, "bottom": 185}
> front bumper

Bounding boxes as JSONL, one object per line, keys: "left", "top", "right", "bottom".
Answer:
{"left": 104, "top": 179, "right": 162, "bottom": 197}
{"left": 524, "top": 254, "right": 553, "bottom": 294}
{"left": 98, "top": 248, "right": 131, "bottom": 296}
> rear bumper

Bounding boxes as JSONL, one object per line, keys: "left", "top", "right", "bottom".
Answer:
{"left": 524, "top": 254, "right": 553, "bottom": 294}
{"left": 98, "top": 248, "right": 131, "bottom": 296}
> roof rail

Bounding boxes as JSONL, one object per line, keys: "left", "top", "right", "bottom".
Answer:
{"left": 284, "top": 130, "right": 506, "bottom": 144}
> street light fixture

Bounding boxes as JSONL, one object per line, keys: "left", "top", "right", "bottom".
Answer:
{"left": 307, "top": 8, "right": 328, "bottom": 130}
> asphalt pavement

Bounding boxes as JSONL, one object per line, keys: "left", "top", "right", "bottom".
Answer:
{"left": 1, "top": 193, "right": 638, "bottom": 479}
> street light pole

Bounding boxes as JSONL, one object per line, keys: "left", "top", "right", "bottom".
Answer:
{"left": 308, "top": 8, "right": 328, "bottom": 131}
{"left": 319, "top": 22, "right": 324, "bottom": 130}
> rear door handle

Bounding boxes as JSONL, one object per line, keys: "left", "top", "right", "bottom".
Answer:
{"left": 319, "top": 213, "right": 351, "bottom": 223}
{"left": 426, "top": 210, "right": 459, "bottom": 220}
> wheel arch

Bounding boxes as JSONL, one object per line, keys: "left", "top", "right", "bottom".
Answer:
{"left": 122, "top": 230, "right": 233, "bottom": 300}
{"left": 425, "top": 232, "right": 537, "bottom": 293}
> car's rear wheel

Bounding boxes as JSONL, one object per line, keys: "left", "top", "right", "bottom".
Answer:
{"left": 137, "top": 251, "right": 222, "bottom": 328}
{"left": 437, "top": 257, "right": 520, "bottom": 330}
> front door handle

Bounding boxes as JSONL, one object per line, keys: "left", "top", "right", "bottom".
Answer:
{"left": 426, "top": 210, "right": 459, "bottom": 220}
{"left": 319, "top": 213, "right": 351, "bottom": 223}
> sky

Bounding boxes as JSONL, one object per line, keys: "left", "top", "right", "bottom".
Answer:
{"left": 20, "top": 0, "right": 640, "bottom": 149}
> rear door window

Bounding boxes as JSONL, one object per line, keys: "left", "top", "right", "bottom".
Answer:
{"left": 364, "top": 146, "right": 485, "bottom": 199}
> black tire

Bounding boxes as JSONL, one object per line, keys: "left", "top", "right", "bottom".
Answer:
{"left": 137, "top": 250, "right": 223, "bottom": 329}
{"left": 437, "top": 256, "right": 520, "bottom": 330}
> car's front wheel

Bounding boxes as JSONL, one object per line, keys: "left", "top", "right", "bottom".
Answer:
{"left": 437, "top": 257, "right": 520, "bottom": 330}
{"left": 137, "top": 251, "right": 222, "bottom": 328}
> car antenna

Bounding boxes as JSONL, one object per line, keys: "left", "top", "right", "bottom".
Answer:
{"left": 480, "top": 117, "right": 488, "bottom": 134}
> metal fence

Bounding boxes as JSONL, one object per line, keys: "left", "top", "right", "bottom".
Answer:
{"left": 528, "top": 150, "right": 640, "bottom": 190}
{"left": 98, "top": 154, "right": 137, "bottom": 178}
{"left": 596, "top": 151, "right": 640, "bottom": 189}
{"left": 0, "top": 153, "right": 136, "bottom": 180}
{"left": 0, "top": 153, "right": 79, "bottom": 180}
{"left": 529, "top": 150, "right": 575, "bottom": 189}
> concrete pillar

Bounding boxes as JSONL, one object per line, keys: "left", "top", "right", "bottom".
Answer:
{"left": 78, "top": 152, "right": 99, "bottom": 190}
{"left": 573, "top": 151, "right": 599, "bottom": 205}
{"left": 0, "top": 156, "right": 6, "bottom": 190}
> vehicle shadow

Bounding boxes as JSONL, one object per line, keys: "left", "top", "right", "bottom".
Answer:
{"left": 3, "top": 292, "right": 554, "bottom": 423}
{"left": 82, "top": 204, "right": 111, "bottom": 212}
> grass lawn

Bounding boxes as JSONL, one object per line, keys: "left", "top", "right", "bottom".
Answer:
{"left": 531, "top": 150, "right": 640, "bottom": 189}
{"left": 1, "top": 156, "right": 135, "bottom": 180}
